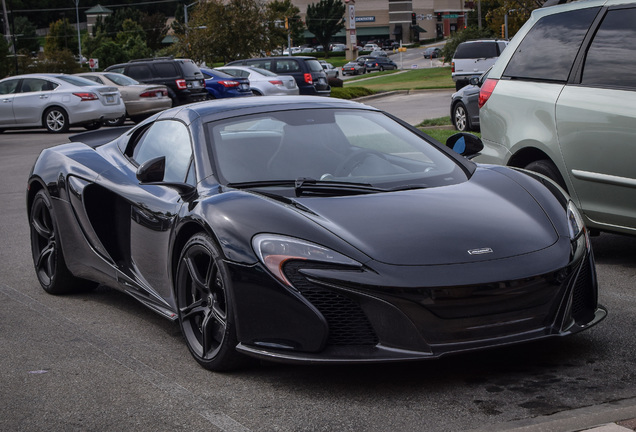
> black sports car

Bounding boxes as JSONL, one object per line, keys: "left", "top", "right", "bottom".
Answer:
{"left": 27, "top": 96, "right": 606, "bottom": 371}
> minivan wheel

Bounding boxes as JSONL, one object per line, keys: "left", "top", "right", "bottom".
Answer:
{"left": 524, "top": 159, "right": 568, "bottom": 191}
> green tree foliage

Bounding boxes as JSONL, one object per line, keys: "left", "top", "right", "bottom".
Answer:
{"left": 13, "top": 16, "right": 40, "bottom": 54}
{"left": 181, "top": 0, "right": 265, "bottom": 64}
{"left": 485, "top": 0, "right": 538, "bottom": 38}
{"left": 140, "top": 12, "right": 169, "bottom": 52}
{"left": 0, "top": 37, "right": 11, "bottom": 77}
{"left": 30, "top": 48, "right": 81, "bottom": 73}
{"left": 44, "top": 18, "right": 78, "bottom": 55}
{"left": 305, "top": 0, "right": 345, "bottom": 58}
{"left": 263, "top": 0, "right": 303, "bottom": 53}
{"left": 90, "top": 39, "right": 128, "bottom": 67}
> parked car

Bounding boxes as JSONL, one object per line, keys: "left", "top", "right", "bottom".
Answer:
{"left": 104, "top": 57, "right": 207, "bottom": 107}
{"left": 75, "top": 72, "right": 172, "bottom": 125}
{"left": 423, "top": 47, "right": 442, "bottom": 58}
{"left": 477, "top": 0, "right": 636, "bottom": 237}
{"left": 451, "top": 39, "right": 508, "bottom": 90}
{"left": 363, "top": 43, "right": 381, "bottom": 51}
{"left": 319, "top": 60, "right": 339, "bottom": 79}
{"left": 0, "top": 73, "right": 124, "bottom": 133}
{"left": 341, "top": 60, "right": 366, "bottom": 76}
{"left": 331, "top": 43, "right": 346, "bottom": 52}
{"left": 450, "top": 68, "right": 490, "bottom": 132}
{"left": 216, "top": 66, "right": 298, "bottom": 96}
{"left": 27, "top": 96, "right": 605, "bottom": 372}
{"left": 365, "top": 57, "right": 398, "bottom": 72}
{"left": 283, "top": 47, "right": 301, "bottom": 55}
{"left": 367, "top": 50, "right": 388, "bottom": 58}
{"left": 199, "top": 67, "right": 252, "bottom": 99}
{"left": 225, "top": 56, "right": 330, "bottom": 96}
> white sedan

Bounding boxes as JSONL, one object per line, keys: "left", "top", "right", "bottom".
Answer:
{"left": 216, "top": 66, "right": 299, "bottom": 96}
{"left": 0, "top": 73, "right": 125, "bottom": 133}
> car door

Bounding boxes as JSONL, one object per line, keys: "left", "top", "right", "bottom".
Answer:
{"left": 13, "top": 78, "right": 57, "bottom": 126}
{"left": 96, "top": 119, "right": 194, "bottom": 311}
{"left": 0, "top": 78, "right": 19, "bottom": 127}
{"left": 556, "top": 6, "right": 636, "bottom": 231}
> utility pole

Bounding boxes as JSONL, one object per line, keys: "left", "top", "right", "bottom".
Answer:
{"left": 2, "top": 0, "right": 10, "bottom": 45}
{"left": 74, "top": 0, "right": 82, "bottom": 64}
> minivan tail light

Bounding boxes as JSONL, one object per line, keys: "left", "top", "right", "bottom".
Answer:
{"left": 304, "top": 73, "right": 313, "bottom": 84}
{"left": 175, "top": 79, "right": 187, "bottom": 90}
{"left": 479, "top": 78, "right": 498, "bottom": 108}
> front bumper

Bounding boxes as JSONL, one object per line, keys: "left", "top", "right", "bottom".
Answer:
{"left": 230, "top": 235, "right": 606, "bottom": 364}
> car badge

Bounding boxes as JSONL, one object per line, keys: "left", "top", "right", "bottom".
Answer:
{"left": 468, "top": 247, "right": 493, "bottom": 255}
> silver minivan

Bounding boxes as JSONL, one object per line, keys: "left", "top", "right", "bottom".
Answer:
{"left": 477, "top": 0, "right": 636, "bottom": 236}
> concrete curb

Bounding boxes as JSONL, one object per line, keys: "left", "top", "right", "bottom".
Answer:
{"left": 467, "top": 397, "right": 636, "bottom": 432}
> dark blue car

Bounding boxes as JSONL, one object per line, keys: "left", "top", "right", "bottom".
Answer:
{"left": 200, "top": 67, "right": 252, "bottom": 99}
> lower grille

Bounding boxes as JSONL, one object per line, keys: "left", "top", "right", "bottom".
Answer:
{"left": 285, "top": 263, "right": 378, "bottom": 346}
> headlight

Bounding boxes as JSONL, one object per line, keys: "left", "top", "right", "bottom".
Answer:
{"left": 252, "top": 234, "right": 361, "bottom": 287}
{"left": 567, "top": 200, "right": 585, "bottom": 240}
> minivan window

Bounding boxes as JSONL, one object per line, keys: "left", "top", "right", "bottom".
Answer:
{"left": 454, "top": 42, "right": 498, "bottom": 59}
{"left": 306, "top": 59, "right": 324, "bottom": 72}
{"left": 503, "top": 7, "right": 600, "bottom": 82}
{"left": 154, "top": 63, "right": 179, "bottom": 78}
{"left": 581, "top": 8, "right": 636, "bottom": 89}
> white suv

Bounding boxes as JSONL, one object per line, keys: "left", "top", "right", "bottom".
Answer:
{"left": 477, "top": 0, "right": 636, "bottom": 237}
{"left": 451, "top": 39, "right": 508, "bottom": 90}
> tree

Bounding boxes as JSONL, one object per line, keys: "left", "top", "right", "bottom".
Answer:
{"left": 485, "top": 0, "right": 537, "bottom": 38}
{"left": 182, "top": 0, "right": 267, "bottom": 64}
{"left": 13, "top": 17, "right": 39, "bottom": 55}
{"left": 0, "top": 37, "right": 11, "bottom": 77}
{"left": 44, "top": 18, "right": 78, "bottom": 55}
{"left": 139, "top": 12, "right": 169, "bottom": 53}
{"left": 439, "top": 26, "right": 495, "bottom": 62}
{"left": 305, "top": 0, "right": 345, "bottom": 58}
{"left": 264, "top": 0, "right": 303, "bottom": 53}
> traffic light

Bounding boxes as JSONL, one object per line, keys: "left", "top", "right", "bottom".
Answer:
{"left": 436, "top": 12, "right": 442, "bottom": 21}
{"left": 411, "top": 13, "right": 417, "bottom": 25}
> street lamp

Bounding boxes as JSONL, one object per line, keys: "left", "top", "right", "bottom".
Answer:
{"left": 74, "top": 0, "right": 82, "bottom": 64}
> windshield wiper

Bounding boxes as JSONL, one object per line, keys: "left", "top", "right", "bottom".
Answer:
{"left": 228, "top": 178, "right": 426, "bottom": 196}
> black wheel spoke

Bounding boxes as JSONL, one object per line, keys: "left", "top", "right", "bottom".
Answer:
{"left": 184, "top": 255, "right": 211, "bottom": 296}
{"left": 179, "top": 298, "right": 206, "bottom": 321}
{"left": 36, "top": 242, "right": 55, "bottom": 277}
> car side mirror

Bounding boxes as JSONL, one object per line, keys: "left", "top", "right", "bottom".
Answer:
{"left": 446, "top": 133, "right": 484, "bottom": 159}
{"left": 136, "top": 156, "right": 198, "bottom": 200}
{"left": 469, "top": 75, "right": 480, "bottom": 86}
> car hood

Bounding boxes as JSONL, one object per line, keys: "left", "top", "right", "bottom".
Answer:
{"left": 291, "top": 168, "right": 559, "bottom": 266}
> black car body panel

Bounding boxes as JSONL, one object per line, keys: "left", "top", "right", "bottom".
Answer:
{"left": 27, "top": 96, "right": 605, "bottom": 368}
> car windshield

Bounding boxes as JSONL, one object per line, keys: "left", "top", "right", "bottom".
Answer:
{"left": 105, "top": 73, "right": 139, "bottom": 85}
{"left": 207, "top": 108, "right": 467, "bottom": 192}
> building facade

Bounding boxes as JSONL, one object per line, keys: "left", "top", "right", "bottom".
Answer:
{"left": 295, "top": 0, "right": 472, "bottom": 45}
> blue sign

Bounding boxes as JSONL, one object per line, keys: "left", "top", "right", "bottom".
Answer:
{"left": 356, "top": 16, "right": 375, "bottom": 22}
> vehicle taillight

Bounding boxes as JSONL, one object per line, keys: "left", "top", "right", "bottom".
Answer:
{"left": 219, "top": 80, "right": 240, "bottom": 88}
{"left": 451, "top": 61, "right": 455, "bottom": 73}
{"left": 73, "top": 92, "right": 98, "bottom": 101}
{"left": 269, "top": 80, "right": 283, "bottom": 86}
{"left": 304, "top": 73, "right": 313, "bottom": 84}
{"left": 478, "top": 78, "right": 498, "bottom": 108}
{"left": 175, "top": 79, "right": 187, "bottom": 90}
{"left": 139, "top": 90, "right": 161, "bottom": 97}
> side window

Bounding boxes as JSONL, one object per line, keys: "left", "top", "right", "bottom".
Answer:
{"left": 130, "top": 120, "right": 194, "bottom": 184}
{"left": 275, "top": 60, "right": 300, "bottom": 73}
{"left": 153, "top": 63, "right": 178, "bottom": 78}
{"left": 503, "top": 7, "right": 600, "bottom": 82}
{"left": 83, "top": 76, "right": 104, "bottom": 84}
{"left": 0, "top": 79, "right": 19, "bottom": 94}
{"left": 581, "top": 8, "right": 636, "bottom": 89}
{"left": 128, "top": 65, "right": 153, "bottom": 81}
{"left": 107, "top": 67, "right": 125, "bottom": 74}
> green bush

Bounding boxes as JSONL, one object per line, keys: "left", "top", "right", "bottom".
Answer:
{"left": 330, "top": 86, "right": 376, "bottom": 99}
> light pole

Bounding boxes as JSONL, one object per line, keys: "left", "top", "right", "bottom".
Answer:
{"left": 74, "top": 0, "right": 82, "bottom": 64}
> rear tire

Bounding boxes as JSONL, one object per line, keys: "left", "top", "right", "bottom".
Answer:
{"left": 105, "top": 115, "right": 126, "bottom": 127}
{"left": 29, "top": 190, "right": 97, "bottom": 294}
{"left": 84, "top": 121, "right": 102, "bottom": 131}
{"left": 452, "top": 102, "right": 470, "bottom": 132}
{"left": 524, "top": 159, "right": 568, "bottom": 191}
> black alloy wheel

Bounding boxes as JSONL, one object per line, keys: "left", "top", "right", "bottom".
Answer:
{"left": 29, "top": 189, "right": 95, "bottom": 294}
{"left": 176, "top": 233, "right": 249, "bottom": 371}
{"left": 524, "top": 159, "right": 568, "bottom": 191}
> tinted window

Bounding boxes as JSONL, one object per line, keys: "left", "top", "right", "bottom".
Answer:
{"left": 454, "top": 42, "right": 498, "bottom": 59}
{"left": 153, "top": 63, "right": 178, "bottom": 78}
{"left": 581, "top": 8, "right": 636, "bottom": 89}
{"left": 178, "top": 60, "right": 202, "bottom": 78}
{"left": 275, "top": 60, "right": 301, "bottom": 73}
{"left": 503, "top": 7, "right": 600, "bottom": 82}
{"left": 305, "top": 59, "right": 324, "bottom": 73}
{"left": 0, "top": 79, "right": 19, "bottom": 94}
{"left": 128, "top": 65, "right": 154, "bottom": 81}
{"left": 20, "top": 78, "right": 51, "bottom": 92}
{"left": 132, "top": 120, "right": 193, "bottom": 183}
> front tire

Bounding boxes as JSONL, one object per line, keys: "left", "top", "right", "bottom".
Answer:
{"left": 524, "top": 159, "right": 568, "bottom": 191}
{"left": 176, "top": 233, "right": 249, "bottom": 371}
{"left": 29, "top": 189, "right": 95, "bottom": 294}
{"left": 43, "top": 107, "right": 69, "bottom": 133}
{"left": 452, "top": 102, "right": 470, "bottom": 132}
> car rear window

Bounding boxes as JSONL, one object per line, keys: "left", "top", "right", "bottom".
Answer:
{"left": 454, "top": 42, "right": 498, "bottom": 59}
{"left": 154, "top": 62, "right": 179, "bottom": 78}
{"left": 179, "top": 59, "right": 203, "bottom": 78}
{"left": 503, "top": 7, "right": 600, "bottom": 82}
{"left": 305, "top": 59, "right": 324, "bottom": 73}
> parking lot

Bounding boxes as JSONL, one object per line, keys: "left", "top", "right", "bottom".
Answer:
{"left": 1, "top": 126, "right": 636, "bottom": 432}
